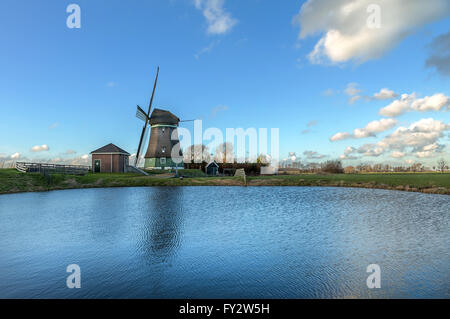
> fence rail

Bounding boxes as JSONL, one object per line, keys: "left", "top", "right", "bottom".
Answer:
{"left": 16, "top": 162, "right": 90, "bottom": 175}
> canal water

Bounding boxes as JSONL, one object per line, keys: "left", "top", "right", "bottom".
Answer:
{"left": 0, "top": 187, "right": 448, "bottom": 298}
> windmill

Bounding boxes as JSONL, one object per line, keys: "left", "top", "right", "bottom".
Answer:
{"left": 135, "top": 67, "right": 193, "bottom": 170}
{"left": 134, "top": 66, "right": 159, "bottom": 167}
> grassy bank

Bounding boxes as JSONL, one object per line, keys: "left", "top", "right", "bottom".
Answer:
{"left": 247, "top": 173, "right": 450, "bottom": 194}
{"left": 0, "top": 169, "right": 448, "bottom": 195}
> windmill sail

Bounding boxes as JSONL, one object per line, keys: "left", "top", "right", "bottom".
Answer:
{"left": 136, "top": 105, "right": 148, "bottom": 122}
{"left": 134, "top": 66, "right": 159, "bottom": 166}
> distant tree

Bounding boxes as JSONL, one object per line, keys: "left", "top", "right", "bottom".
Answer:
{"left": 344, "top": 166, "right": 355, "bottom": 174}
{"left": 184, "top": 144, "right": 211, "bottom": 164}
{"left": 214, "top": 142, "right": 235, "bottom": 164}
{"left": 306, "top": 162, "right": 320, "bottom": 173}
{"left": 373, "top": 163, "right": 383, "bottom": 172}
{"left": 321, "top": 160, "right": 344, "bottom": 174}
{"left": 410, "top": 162, "right": 423, "bottom": 173}
{"left": 437, "top": 158, "right": 447, "bottom": 173}
{"left": 356, "top": 163, "right": 366, "bottom": 173}
{"left": 256, "top": 154, "right": 271, "bottom": 165}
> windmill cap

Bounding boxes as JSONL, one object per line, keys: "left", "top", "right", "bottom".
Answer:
{"left": 149, "top": 108, "right": 180, "bottom": 125}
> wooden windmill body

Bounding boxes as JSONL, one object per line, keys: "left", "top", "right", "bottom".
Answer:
{"left": 134, "top": 67, "right": 185, "bottom": 170}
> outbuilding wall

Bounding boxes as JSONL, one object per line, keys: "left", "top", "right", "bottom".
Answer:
{"left": 92, "top": 154, "right": 128, "bottom": 173}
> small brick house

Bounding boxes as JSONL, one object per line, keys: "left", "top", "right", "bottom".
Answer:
{"left": 90, "top": 143, "right": 130, "bottom": 173}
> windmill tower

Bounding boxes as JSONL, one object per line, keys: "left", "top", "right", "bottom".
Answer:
{"left": 134, "top": 67, "right": 185, "bottom": 170}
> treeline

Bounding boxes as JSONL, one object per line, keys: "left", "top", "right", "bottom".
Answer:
{"left": 283, "top": 159, "right": 449, "bottom": 174}
{"left": 185, "top": 162, "right": 265, "bottom": 176}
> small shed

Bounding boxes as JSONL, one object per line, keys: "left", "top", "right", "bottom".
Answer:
{"left": 90, "top": 143, "right": 130, "bottom": 173}
{"left": 205, "top": 161, "right": 219, "bottom": 176}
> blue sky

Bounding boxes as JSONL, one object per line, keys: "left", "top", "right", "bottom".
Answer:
{"left": 0, "top": 0, "right": 449, "bottom": 167}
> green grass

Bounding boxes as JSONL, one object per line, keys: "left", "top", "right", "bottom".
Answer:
{"left": 0, "top": 168, "right": 449, "bottom": 195}
{"left": 178, "top": 169, "right": 207, "bottom": 178}
{"left": 247, "top": 173, "right": 450, "bottom": 188}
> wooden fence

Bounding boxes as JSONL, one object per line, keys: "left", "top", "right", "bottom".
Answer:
{"left": 16, "top": 162, "right": 90, "bottom": 175}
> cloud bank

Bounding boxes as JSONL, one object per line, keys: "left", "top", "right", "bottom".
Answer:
{"left": 293, "top": 0, "right": 450, "bottom": 64}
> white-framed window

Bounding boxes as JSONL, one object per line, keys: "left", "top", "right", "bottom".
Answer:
{"left": 160, "top": 157, "right": 166, "bottom": 165}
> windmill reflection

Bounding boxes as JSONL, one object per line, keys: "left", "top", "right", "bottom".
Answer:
{"left": 141, "top": 187, "right": 184, "bottom": 259}
{"left": 137, "top": 187, "right": 185, "bottom": 296}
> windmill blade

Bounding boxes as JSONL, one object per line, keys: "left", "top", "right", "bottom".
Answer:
{"left": 143, "top": 124, "right": 149, "bottom": 144}
{"left": 135, "top": 125, "right": 149, "bottom": 167}
{"left": 146, "top": 66, "right": 159, "bottom": 117}
{"left": 135, "top": 124, "right": 147, "bottom": 166}
{"left": 136, "top": 105, "right": 148, "bottom": 122}
{"left": 135, "top": 66, "right": 159, "bottom": 166}
{"left": 180, "top": 119, "right": 196, "bottom": 123}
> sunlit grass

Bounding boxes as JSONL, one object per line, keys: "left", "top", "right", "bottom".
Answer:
{"left": 0, "top": 168, "right": 448, "bottom": 195}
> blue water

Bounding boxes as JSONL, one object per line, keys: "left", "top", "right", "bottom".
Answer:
{"left": 0, "top": 186, "right": 448, "bottom": 298}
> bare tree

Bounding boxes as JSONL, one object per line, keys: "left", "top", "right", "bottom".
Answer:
{"left": 184, "top": 144, "right": 211, "bottom": 164}
{"left": 373, "top": 163, "right": 383, "bottom": 172}
{"left": 410, "top": 162, "right": 423, "bottom": 173}
{"left": 321, "top": 160, "right": 344, "bottom": 174}
{"left": 214, "top": 142, "right": 235, "bottom": 164}
{"left": 437, "top": 158, "right": 447, "bottom": 173}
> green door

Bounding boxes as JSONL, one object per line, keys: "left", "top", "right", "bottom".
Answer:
{"left": 94, "top": 160, "right": 101, "bottom": 173}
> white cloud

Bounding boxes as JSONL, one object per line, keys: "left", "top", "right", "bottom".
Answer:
{"left": 330, "top": 118, "right": 397, "bottom": 141}
{"left": 357, "top": 143, "right": 385, "bottom": 157}
{"left": 379, "top": 93, "right": 416, "bottom": 117}
{"left": 411, "top": 94, "right": 450, "bottom": 112}
{"left": 373, "top": 88, "right": 398, "bottom": 100}
{"left": 344, "top": 146, "right": 355, "bottom": 155}
{"left": 49, "top": 122, "right": 60, "bottom": 129}
{"left": 340, "top": 146, "right": 360, "bottom": 160}
{"left": 47, "top": 154, "right": 90, "bottom": 166}
{"left": 65, "top": 149, "right": 77, "bottom": 155}
{"left": 195, "top": 41, "right": 219, "bottom": 59}
{"left": 303, "top": 150, "right": 326, "bottom": 159}
{"left": 344, "top": 82, "right": 360, "bottom": 96}
{"left": 380, "top": 118, "right": 449, "bottom": 151}
{"left": 353, "top": 118, "right": 397, "bottom": 139}
{"left": 340, "top": 118, "right": 449, "bottom": 159}
{"left": 344, "top": 82, "right": 363, "bottom": 104}
{"left": 415, "top": 142, "right": 443, "bottom": 158}
{"left": 293, "top": 0, "right": 450, "bottom": 64}
{"left": 330, "top": 132, "right": 351, "bottom": 142}
{"left": 194, "top": 0, "right": 237, "bottom": 35}
{"left": 339, "top": 154, "right": 358, "bottom": 160}
{"left": 30, "top": 144, "right": 50, "bottom": 152}
{"left": 10, "top": 152, "right": 21, "bottom": 159}
{"left": 349, "top": 95, "right": 362, "bottom": 105}
{"left": 380, "top": 93, "right": 450, "bottom": 117}
{"left": 391, "top": 151, "right": 405, "bottom": 158}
